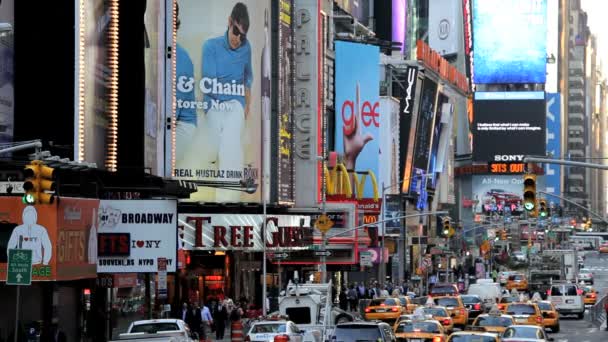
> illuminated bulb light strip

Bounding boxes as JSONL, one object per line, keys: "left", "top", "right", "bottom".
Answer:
{"left": 105, "top": 0, "right": 119, "bottom": 171}
{"left": 77, "top": 0, "right": 86, "bottom": 162}
{"left": 170, "top": 0, "right": 177, "bottom": 174}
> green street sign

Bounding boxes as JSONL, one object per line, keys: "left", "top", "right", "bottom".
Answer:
{"left": 7, "top": 249, "right": 32, "bottom": 286}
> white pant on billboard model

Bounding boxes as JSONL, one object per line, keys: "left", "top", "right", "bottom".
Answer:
{"left": 206, "top": 99, "right": 245, "bottom": 202}
{"left": 175, "top": 120, "right": 196, "bottom": 164}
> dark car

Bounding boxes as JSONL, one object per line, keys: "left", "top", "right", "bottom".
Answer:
{"left": 430, "top": 283, "right": 460, "bottom": 297}
{"left": 331, "top": 322, "right": 397, "bottom": 342}
{"left": 461, "top": 294, "right": 484, "bottom": 320}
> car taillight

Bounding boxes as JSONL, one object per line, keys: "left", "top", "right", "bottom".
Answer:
{"left": 364, "top": 308, "right": 371, "bottom": 313}
{"left": 391, "top": 307, "right": 399, "bottom": 312}
{"left": 274, "top": 335, "right": 290, "bottom": 342}
{"left": 433, "top": 336, "right": 443, "bottom": 342}
{"left": 577, "top": 289, "right": 583, "bottom": 295}
{"left": 498, "top": 304, "right": 504, "bottom": 310}
{"left": 460, "top": 308, "right": 466, "bottom": 316}
{"left": 473, "top": 303, "right": 481, "bottom": 310}
{"left": 591, "top": 293, "right": 597, "bottom": 298}
{"left": 536, "top": 316, "right": 543, "bottom": 324}
{"left": 245, "top": 336, "right": 251, "bottom": 342}
{"left": 547, "top": 289, "right": 551, "bottom": 296}
{"left": 442, "top": 319, "right": 451, "bottom": 325}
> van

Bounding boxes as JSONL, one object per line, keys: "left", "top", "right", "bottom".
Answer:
{"left": 467, "top": 283, "right": 502, "bottom": 311}
{"left": 548, "top": 283, "right": 585, "bottom": 318}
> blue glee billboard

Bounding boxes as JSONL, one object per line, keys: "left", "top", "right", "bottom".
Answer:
{"left": 334, "top": 41, "right": 380, "bottom": 198}
{"left": 473, "top": 0, "right": 547, "bottom": 84}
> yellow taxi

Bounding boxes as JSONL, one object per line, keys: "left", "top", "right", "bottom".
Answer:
{"left": 447, "top": 331, "right": 500, "bottom": 342}
{"left": 363, "top": 297, "right": 404, "bottom": 322}
{"left": 583, "top": 286, "right": 598, "bottom": 305}
{"left": 506, "top": 273, "right": 529, "bottom": 291}
{"left": 471, "top": 311, "right": 515, "bottom": 335}
{"left": 394, "top": 319, "right": 447, "bottom": 342}
{"left": 396, "top": 295, "right": 419, "bottom": 314}
{"left": 422, "top": 306, "right": 454, "bottom": 333}
{"left": 534, "top": 300, "right": 560, "bottom": 333}
{"left": 599, "top": 243, "right": 608, "bottom": 253}
{"left": 432, "top": 296, "right": 469, "bottom": 329}
{"left": 497, "top": 296, "right": 519, "bottom": 313}
{"left": 504, "top": 302, "right": 544, "bottom": 327}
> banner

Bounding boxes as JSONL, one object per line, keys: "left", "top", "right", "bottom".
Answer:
{"left": 545, "top": 93, "right": 561, "bottom": 196}
{"left": 472, "top": 0, "right": 547, "bottom": 84}
{"left": 429, "top": 0, "right": 459, "bottom": 56}
{"left": 0, "top": 0, "right": 13, "bottom": 146}
{"left": 379, "top": 97, "right": 400, "bottom": 195}
{"left": 171, "top": 0, "right": 270, "bottom": 202}
{"left": 276, "top": 0, "right": 295, "bottom": 203}
{"left": 96, "top": 200, "right": 177, "bottom": 273}
{"left": 178, "top": 214, "right": 311, "bottom": 251}
{"left": 470, "top": 175, "right": 544, "bottom": 216}
{"left": 0, "top": 198, "right": 99, "bottom": 281}
{"left": 334, "top": 41, "right": 380, "bottom": 199}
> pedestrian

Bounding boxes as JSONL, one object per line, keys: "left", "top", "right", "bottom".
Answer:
{"left": 604, "top": 298, "right": 608, "bottom": 331}
{"left": 200, "top": 302, "right": 213, "bottom": 340}
{"left": 339, "top": 286, "right": 348, "bottom": 311}
{"left": 214, "top": 300, "right": 228, "bottom": 340}
{"left": 347, "top": 285, "right": 358, "bottom": 312}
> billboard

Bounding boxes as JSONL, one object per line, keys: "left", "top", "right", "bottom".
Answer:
{"left": 0, "top": 198, "right": 99, "bottom": 281}
{"left": 96, "top": 200, "right": 177, "bottom": 273}
{"left": 276, "top": 0, "right": 295, "bottom": 204}
{"left": 472, "top": 91, "right": 546, "bottom": 162}
{"left": 0, "top": 0, "right": 13, "bottom": 146}
{"left": 400, "top": 66, "right": 421, "bottom": 194}
{"left": 545, "top": 93, "right": 561, "bottom": 196}
{"left": 392, "top": 0, "right": 407, "bottom": 53}
{"left": 545, "top": 0, "right": 558, "bottom": 93}
{"left": 471, "top": 175, "right": 525, "bottom": 216}
{"left": 429, "top": 0, "right": 460, "bottom": 56}
{"left": 334, "top": 41, "right": 380, "bottom": 199}
{"left": 407, "top": 77, "right": 438, "bottom": 196}
{"left": 171, "top": 0, "right": 269, "bottom": 202}
{"left": 379, "top": 97, "right": 400, "bottom": 194}
{"left": 472, "top": 0, "right": 547, "bottom": 84}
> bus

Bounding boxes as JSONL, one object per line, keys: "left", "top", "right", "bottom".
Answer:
{"left": 570, "top": 234, "right": 605, "bottom": 250}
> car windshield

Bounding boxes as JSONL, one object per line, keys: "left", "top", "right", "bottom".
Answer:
{"left": 506, "top": 304, "right": 536, "bottom": 315}
{"left": 423, "top": 307, "right": 449, "bottom": 316}
{"left": 475, "top": 316, "right": 514, "bottom": 327}
{"left": 461, "top": 296, "right": 481, "bottom": 304}
{"left": 369, "top": 298, "right": 398, "bottom": 306}
{"left": 435, "top": 298, "right": 460, "bottom": 307}
{"left": 333, "top": 325, "right": 381, "bottom": 342}
{"left": 508, "top": 275, "right": 524, "bottom": 281}
{"left": 398, "top": 297, "right": 407, "bottom": 306}
{"left": 431, "top": 286, "right": 456, "bottom": 295}
{"left": 449, "top": 335, "right": 497, "bottom": 342}
{"left": 251, "top": 324, "right": 287, "bottom": 333}
{"left": 536, "top": 302, "right": 552, "bottom": 311}
{"left": 502, "top": 326, "right": 544, "bottom": 339}
{"left": 395, "top": 322, "right": 440, "bottom": 333}
{"left": 130, "top": 323, "right": 179, "bottom": 334}
{"left": 565, "top": 285, "right": 578, "bottom": 296}
{"left": 580, "top": 269, "right": 591, "bottom": 273}
{"left": 500, "top": 297, "right": 518, "bottom": 303}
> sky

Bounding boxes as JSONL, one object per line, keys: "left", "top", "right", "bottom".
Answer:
{"left": 581, "top": 0, "right": 608, "bottom": 73}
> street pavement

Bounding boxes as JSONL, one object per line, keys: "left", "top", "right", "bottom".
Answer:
{"left": 548, "top": 251, "right": 608, "bottom": 342}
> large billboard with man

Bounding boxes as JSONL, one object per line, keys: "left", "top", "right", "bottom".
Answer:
{"left": 170, "top": 0, "right": 270, "bottom": 202}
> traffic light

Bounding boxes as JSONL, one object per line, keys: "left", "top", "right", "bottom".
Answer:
{"left": 22, "top": 160, "right": 57, "bottom": 205}
{"left": 538, "top": 199, "right": 548, "bottom": 218}
{"left": 523, "top": 173, "right": 537, "bottom": 215}
{"left": 442, "top": 218, "right": 451, "bottom": 237}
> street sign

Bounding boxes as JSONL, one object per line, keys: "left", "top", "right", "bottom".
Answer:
{"left": 273, "top": 252, "right": 289, "bottom": 260}
{"left": 314, "top": 250, "right": 332, "bottom": 257}
{"left": 7, "top": 249, "right": 32, "bottom": 286}
{"left": 360, "top": 251, "right": 373, "bottom": 267}
{"left": 315, "top": 214, "right": 334, "bottom": 234}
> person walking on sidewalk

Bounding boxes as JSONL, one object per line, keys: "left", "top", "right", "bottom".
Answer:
{"left": 214, "top": 301, "right": 228, "bottom": 340}
{"left": 200, "top": 302, "right": 213, "bottom": 340}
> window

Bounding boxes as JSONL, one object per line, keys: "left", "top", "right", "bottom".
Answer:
{"left": 435, "top": 297, "right": 459, "bottom": 307}
{"left": 536, "top": 302, "right": 552, "bottom": 311}
{"left": 475, "top": 316, "right": 514, "bottom": 327}
{"left": 566, "top": 285, "right": 578, "bottom": 296}
{"left": 423, "top": 307, "right": 449, "bottom": 317}
{"left": 130, "top": 323, "right": 179, "bottom": 334}
{"left": 370, "top": 298, "right": 398, "bottom": 306}
{"left": 550, "top": 286, "right": 563, "bottom": 296}
{"left": 285, "top": 307, "right": 311, "bottom": 325}
{"left": 251, "top": 324, "right": 286, "bottom": 334}
{"left": 395, "top": 322, "right": 440, "bottom": 333}
{"left": 506, "top": 304, "right": 536, "bottom": 315}
{"left": 503, "top": 326, "right": 543, "bottom": 339}
{"left": 333, "top": 325, "right": 382, "bottom": 342}
{"left": 461, "top": 296, "right": 482, "bottom": 304}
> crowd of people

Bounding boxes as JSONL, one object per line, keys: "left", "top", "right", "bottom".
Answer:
{"left": 178, "top": 297, "right": 257, "bottom": 340}
{"left": 337, "top": 281, "right": 412, "bottom": 312}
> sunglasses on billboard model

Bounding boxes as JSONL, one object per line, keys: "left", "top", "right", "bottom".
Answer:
{"left": 231, "top": 23, "right": 247, "bottom": 42}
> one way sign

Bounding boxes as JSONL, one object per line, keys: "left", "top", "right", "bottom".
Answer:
{"left": 7, "top": 249, "right": 33, "bottom": 286}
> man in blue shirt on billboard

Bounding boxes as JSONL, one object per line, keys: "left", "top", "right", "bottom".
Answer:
{"left": 200, "top": 2, "right": 252, "bottom": 201}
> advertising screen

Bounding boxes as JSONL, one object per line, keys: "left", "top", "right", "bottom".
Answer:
{"left": 171, "top": 0, "right": 270, "bottom": 202}
{"left": 334, "top": 41, "right": 380, "bottom": 199}
{"left": 0, "top": 0, "right": 13, "bottom": 146}
{"left": 471, "top": 175, "right": 525, "bottom": 216}
{"left": 472, "top": 91, "right": 546, "bottom": 162}
{"left": 277, "top": 0, "right": 295, "bottom": 204}
{"left": 472, "top": 0, "right": 547, "bottom": 84}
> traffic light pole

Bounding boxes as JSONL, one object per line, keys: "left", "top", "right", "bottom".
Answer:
{"left": 524, "top": 157, "right": 608, "bottom": 170}
{"left": 537, "top": 190, "right": 608, "bottom": 224}
{"left": 0, "top": 140, "right": 42, "bottom": 155}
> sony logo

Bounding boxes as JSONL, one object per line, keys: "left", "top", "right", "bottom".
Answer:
{"left": 494, "top": 155, "right": 525, "bottom": 162}
{"left": 403, "top": 67, "right": 417, "bottom": 114}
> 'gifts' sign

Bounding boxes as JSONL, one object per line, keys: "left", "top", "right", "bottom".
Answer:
{"left": 178, "top": 214, "right": 312, "bottom": 251}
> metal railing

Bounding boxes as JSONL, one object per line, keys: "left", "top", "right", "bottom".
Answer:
{"left": 586, "top": 294, "right": 607, "bottom": 327}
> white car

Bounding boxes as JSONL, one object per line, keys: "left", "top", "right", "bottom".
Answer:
{"left": 121, "top": 319, "right": 195, "bottom": 341}
{"left": 511, "top": 251, "right": 527, "bottom": 262}
{"left": 501, "top": 325, "right": 553, "bottom": 342}
{"left": 577, "top": 268, "right": 594, "bottom": 284}
{"left": 246, "top": 320, "right": 320, "bottom": 342}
